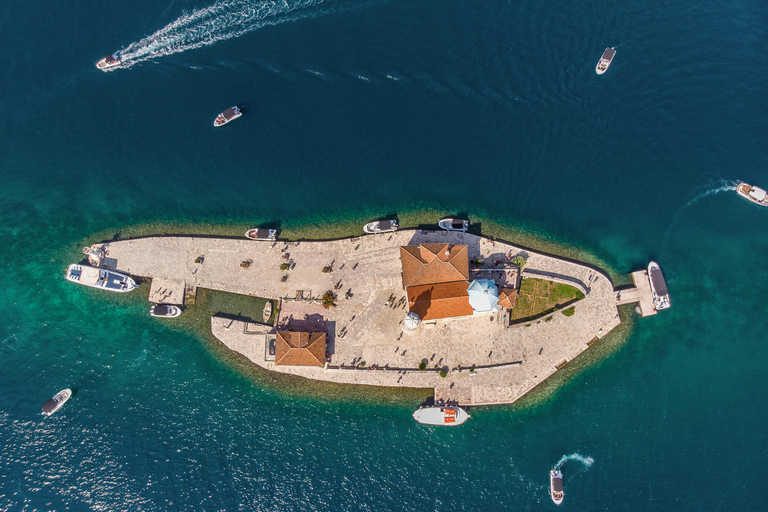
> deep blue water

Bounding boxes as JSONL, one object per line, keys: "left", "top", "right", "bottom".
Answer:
{"left": 1, "top": 0, "right": 767, "bottom": 509}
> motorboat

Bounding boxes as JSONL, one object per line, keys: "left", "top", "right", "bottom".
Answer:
{"left": 214, "top": 106, "right": 243, "bottom": 127}
{"left": 96, "top": 54, "right": 121, "bottom": 71}
{"left": 65, "top": 264, "right": 137, "bottom": 292}
{"left": 245, "top": 228, "right": 277, "bottom": 241}
{"left": 736, "top": 182, "right": 768, "bottom": 207}
{"left": 42, "top": 388, "right": 72, "bottom": 416}
{"left": 150, "top": 304, "right": 182, "bottom": 318}
{"left": 595, "top": 47, "right": 616, "bottom": 75}
{"left": 438, "top": 218, "right": 469, "bottom": 232}
{"left": 647, "top": 261, "right": 670, "bottom": 311}
{"left": 363, "top": 219, "right": 398, "bottom": 234}
{"left": 550, "top": 469, "right": 564, "bottom": 505}
{"left": 412, "top": 405, "right": 470, "bottom": 426}
{"left": 263, "top": 301, "right": 273, "bottom": 322}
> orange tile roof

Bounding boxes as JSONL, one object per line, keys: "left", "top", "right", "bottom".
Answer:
{"left": 400, "top": 244, "right": 469, "bottom": 289}
{"left": 407, "top": 281, "right": 473, "bottom": 320}
{"left": 498, "top": 287, "right": 518, "bottom": 309}
{"left": 275, "top": 331, "right": 326, "bottom": 367}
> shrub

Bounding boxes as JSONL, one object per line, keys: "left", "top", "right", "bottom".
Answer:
{"left": 511, "top": 256, "right": 527, "bottom": 270}
{"left": 439, "top": 371, "right": 447, "bottom": 378}
{"left": 418, "top": 362, "right": 426, "bottom": 371}
{"left": 562, "top": 306, "right": 576, "bottom": 317}
{"left": 322, "top": 291, "right": 336, "bottom": 309}
{"left": 280, "top": 263, "right": 289, "bottom": 271}
{"left": 545, "top": 316, "right": 553, "bottom": 322}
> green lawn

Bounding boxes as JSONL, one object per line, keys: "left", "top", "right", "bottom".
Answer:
{"left": 510, "top": 278, "right": 584, "bottom": 323}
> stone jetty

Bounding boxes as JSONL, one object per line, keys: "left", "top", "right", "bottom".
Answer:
{"left": 90, "top": 230, "right": 655, "bottom": 406}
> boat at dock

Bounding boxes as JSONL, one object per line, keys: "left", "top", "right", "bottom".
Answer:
{"left": 736, "top": 182, "right": 768, "bottom": 207}
{"left": 150, "top": 304, "right": 182, "bottom": 318}
{"left": 214, "top": 106, "right": 242, "bottom": 127}
{"left": 42, "top": 388, "right": 72, "bottom": 416}
{"left": 65, "top": 264, "right": 137, "bottom": 292}
{"left": 647, "top": 261, "right": 670, "bottom": 311}
{"left": 595, "top": 47, "right": 616, "bottom": 74}
{"left": 550, "top": 469, "right": 564, "bottom": 505}
{"left": 263, "top": 301, "right": 272, "bottom": 322}
{"left": 96, "top": 54, "right": 121, "bottom": 71}
{"left": 363, "top": 219, "right": 398, "bottom": 234}
{"left": 412, "top": 405, "right": 470, "bottom": 426}
{"left": 245, "top": 228, "right": 277, "bottom": 241}
{"left": 438, "top": 218, "right": 469, "bottom": 232}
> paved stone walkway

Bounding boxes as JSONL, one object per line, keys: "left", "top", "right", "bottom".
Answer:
{"left": 96, "top": 230, "right": 628, "bottom": 406}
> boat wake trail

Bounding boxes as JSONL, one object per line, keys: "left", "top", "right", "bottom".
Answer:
{"left": 658, "top": 179, "right": 739, "bottom": 256}
{"left": 118, "top": 0, "right": 332, "bottom": 67}
{"left": 554, "top": 453, "right": 594, "bottom": 471}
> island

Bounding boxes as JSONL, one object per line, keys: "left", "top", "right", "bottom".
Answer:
{"left": 82, "top": 229, "right": 660, "bottom": 407}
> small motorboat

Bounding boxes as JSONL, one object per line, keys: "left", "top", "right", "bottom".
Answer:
{"left": 96, "top": 54, "right": 121, "bottom": 71}
{"left": 263, "top": 301, "right": 273, "bottom": 322}
{"left": 150, "top": 304, "right": 182, "bottom": 318}
{"left": 65, "top": 264, "right": 137, "bottom": 292}
{"left": 647, "top": 261, "right": 670, "bottom": 311}
{"left": 736, "top": 182, "right": 768, "bottom": 207}
{"left": 42, "top": 388, "right": 72, "bottom": 416}
{"left": 438, "top": 218, "right": 469, "bottom": 232}
{"left": 245, "top": 228, "right": 277, "bottom": 241}
{"left": 214, "top": 106, "right": 243, "bottom": 127}
{"left": 363, "top": 219, "right": 398, "bottom": 234}
{"left": 550, "top": 469, "right": 564, "bottom": 505}
{"left": 595, "top": 47, "right": 616, "bottom": 75}
{"left": 412, "top": 405, "right": 470, "bottom": 426}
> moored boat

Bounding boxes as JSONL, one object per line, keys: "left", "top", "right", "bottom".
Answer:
{"left": 595, "top": 47, "right": 616, "bottom": 74}
{"left": 263, "top": 301, "right": 273, "bottom": 322}
{"left": 438, "top": 218, "right": 469, "bottom": 232}
{"left": 363, "top": 219, "right": 398, "bottom": 234}
{"left": 245, "top": 228, "right": 277, "bottom": 241}
{"left": 42, "top": 388, "right": 72, "bottom": 416}
{"left": 214, "top": 106, "right": 243, "bottom": 127}
{"left": 96, "top": 54, "right": 121, "bottom": 71}
{"left": 736, "top": 182, "right": 768, "bottom": 207}
{"left": 65, "top": 264, "right": 137, "bottom": 292}
{"left": 412, "top": 405, "right": 470, "bottom": 426}
{"left": 550, "top": 469, "right": 564, "bottom": 505}
{"left": 647, "top": 261, "right": 670, "bottom": 311}
{"left": 150, "top": 304, "right": 182, "bottom": 318}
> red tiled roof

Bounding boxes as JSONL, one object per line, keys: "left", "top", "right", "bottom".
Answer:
{"left": 275, "top": 331, "right": 326, "bottom": 367}
{"left": 400, "top": 244, "right": 469, "bottom": 289}
{"left": 407, "top": 281, "right": 473, "bottom": 320}
{"left": 498, "top": 288, "right": 518, "bottom": 309}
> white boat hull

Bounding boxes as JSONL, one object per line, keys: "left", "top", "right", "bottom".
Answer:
{"left": 647, "top": 261, "right": 670, "bottom": 311}
{"left": 363, "top": 220, "right": 398, "bottom": 234}
{"left": 550, "top": 469, "right": 564, "bottom": 505}
{"left": 596, "top": 47, "right": 615, "bottom": 75}
{"left": 42, "top": 388, "right": 72, "bottom": 416}
{"left": 736, "top": 182, "right": 768, "bottom": 207}
{"left": 245, "top": 228, "right": 277, "bottom": 241}
{"left": 65, "top": 264, "right": 137, "bottom": 292}
{"left": 412, "top": 406, "right": 470, "bottom": 426}
{"left": 438, "top": 218, "right": 469, "bottom": 232}
{"left": 150, "top": 304, "right": 182, "bottom": 318}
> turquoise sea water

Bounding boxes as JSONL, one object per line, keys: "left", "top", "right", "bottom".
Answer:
{"left": 2, "top": 0, "right": 767, "bottom": 509}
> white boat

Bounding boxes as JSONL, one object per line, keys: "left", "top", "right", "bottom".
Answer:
{"left": 150, "top": 304, "right": 182, "bottom": 318}
{"left": 65, "top": 264, "right": 137, "bottom": 292}
{"left": 245, "top": 228, "right": 277, "bottom": 241}
{"left": 363, "top": 219, "right": 398, "bottom": 234}
{"left": 263, "top": 301, "right": 273, "bottom": 322}
{"left": 647, "top": 261, "right": 670, "bottom": 311}
{"left": 412, "top": 405, "right": 470, "bottom": 426}
{"left": 438, "top": 218, "right": 469, "bottom": 232}
{"left": 595, "top": 47, "right": 616, "bottom": 75}
{"left": 214, "top": 106, "right": 243, "bottom": 127}
{"left": 42, "top": 388, "right": 72, "bottom": 416}
{"left": 550, "top": 469, "right": 564, "bottom": 505}
{"left": 736, "top": 182, "right": 768, "bottom": 207}
{"left": 96, "top": 54, "right": 121, "bottom": 71}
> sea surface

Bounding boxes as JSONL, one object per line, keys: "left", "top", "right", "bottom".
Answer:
{"left": 1, "top": 0, "right": 767, "bottom": 510}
